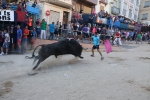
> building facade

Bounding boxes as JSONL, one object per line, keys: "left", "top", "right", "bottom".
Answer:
{"left": 72, "top": 0, "right": 98, "bottom": 14}
{"left": 95, "top": 0, "right": 109, "bottom": 13}
{"left": 30, "top": 0, "right": 73, "bottom": 24}
{"left": 119, "top": 0, "right": 140, "bottom": 21}
{"left": 138, "top": 0, "right": 150, "bottom": 25}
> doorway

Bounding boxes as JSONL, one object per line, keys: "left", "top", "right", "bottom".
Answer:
{"left": 63, "top": 11, "right": 69, "bottom": 24}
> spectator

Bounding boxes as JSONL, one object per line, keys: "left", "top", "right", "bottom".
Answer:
{"left": 28, "top": 16, "right": 33, "bottom": 30}
{"left": 0, "top": 30, "right": 4, "bottom": 52}
{"left": 20, "top": 0, "right": 26, "bottom": 10}
{"left": 10, "top": 25, "right": 16, "bottom": 51}
{"left": 1, "top": 0, "right": 7, "bottom": 9}
{"left": 32, "top": 0, "right": 37, "bottom": 8}
{"left": 0, "top": 0, "right": 2, "bottom": 9}
{"left": 67, "top": 21, "right": 73, "bottom": 35}
{"left": 6, "top": 3, "right": 11, "bottom": 10}
{"left": 82, "top": 25, "right": 88, "bottom": 38}
{"left": 17, "top": 25, "right": 22, "bottom": 54}
{"left": 106, "top": 28, "right": 111, "bottom": 40}
{"left": 136, "top": 32, "right": 142, "bottom": 44}
{"left": 48, "top": 22, "right": 55, "bottom": 40}
{"left": 30, "top": 28, "right": 37, "bottom": 50}
{"left": 0, "top": 30, "right": 10, "bottom": 55}
{"left": 36, "top": 19, "right": 41, "bottom": 38}
{"left": 73, "top": 23, "right": 78, "bottom": 39}
{"left": 55, "top": 21, "right": 59, "bottom": 40}
{"left": 11, "top": 2, "right": 17, "bottom": 10}
{"left": 77, "top": 25, "right": 82, "bottom": 40}
{"left": 58, "top": 22, "right": 62, "bottom": 36}
{"left": 40, "top": 19, "right": 47, "bottom": 39}
{"left": 22, "top": 26, "right": 29, "bottom": 54}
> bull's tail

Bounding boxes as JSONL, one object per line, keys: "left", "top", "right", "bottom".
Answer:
{"left": 25, "top": 45, "right": 44, "bottom": 59}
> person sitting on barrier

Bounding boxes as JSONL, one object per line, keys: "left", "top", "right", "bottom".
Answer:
{"left": 113, "top": 31, "right": 122, "bottom": 46}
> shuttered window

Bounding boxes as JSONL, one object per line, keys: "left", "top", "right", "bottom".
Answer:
{"left": 83, "top": 5, "right": 91, "bottom": 14}
{"left": 75, "top": 3, "right": 80, "bottom": 12}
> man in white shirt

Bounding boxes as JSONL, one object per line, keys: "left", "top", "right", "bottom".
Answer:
{"left": 0, "top": 30, "right": 10, "bottom": 55}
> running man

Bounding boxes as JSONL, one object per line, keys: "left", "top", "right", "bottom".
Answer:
{"left": 91, "top": 32, "right": 104, "bottom": 60}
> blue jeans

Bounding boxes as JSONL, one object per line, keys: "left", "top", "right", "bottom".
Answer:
{"left": 49, "top": 32, "right": 54, "bottom": 40}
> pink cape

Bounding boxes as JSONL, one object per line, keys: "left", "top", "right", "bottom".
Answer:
{"left": 104, "top": 40, "right": 112, "bottom": 54}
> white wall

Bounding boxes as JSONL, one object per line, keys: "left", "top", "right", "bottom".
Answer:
{"left": 40, "top": 3, "right": 72, "bottom": 24}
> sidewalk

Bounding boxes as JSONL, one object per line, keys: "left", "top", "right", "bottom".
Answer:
{"left": 33, "top": 39, "right": 120, "bottom": 52}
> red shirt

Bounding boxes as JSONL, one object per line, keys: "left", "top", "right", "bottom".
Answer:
{"left": 116, "top": 32, "right": 120, "bottom": 38}
{"left": 23, "top": 29, "right": 29, "bottom": 38}
{"left": 16, "top": 11, "right": 27, "bottom": 22}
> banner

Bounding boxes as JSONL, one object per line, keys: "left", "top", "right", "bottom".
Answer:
{"left": 96, "top": 17, "right": 107, "bottom": 24}
{"left": 0, "top": 10, "right": 14, "bottom": 21}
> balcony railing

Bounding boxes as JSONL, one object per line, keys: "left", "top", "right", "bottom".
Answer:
{"left": 111, "top": 6, "right": 120, "bottom": 15}
{"left": 99, "top": 0, "right": 108, "bottom": 5}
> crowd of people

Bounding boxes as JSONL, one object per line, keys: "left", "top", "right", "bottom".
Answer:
{"left": 0, "top": 25, "right": 37, "bottom": 55}
{"left": 0, "top": 0, "right": 38, "bottom": 10}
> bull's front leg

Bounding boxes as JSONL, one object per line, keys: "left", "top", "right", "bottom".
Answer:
{"left": 55, "top": 55, "right": 58, "bottom": 58}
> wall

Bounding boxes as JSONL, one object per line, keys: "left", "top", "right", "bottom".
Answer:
{"left": 59, "top": 0, "right": 72, "bottom": 5}
{"left": 138, "top": 0, "right": 150, "bottom": 24}
{"left": 41, "top": 3, "right": 72, "bottom": 24}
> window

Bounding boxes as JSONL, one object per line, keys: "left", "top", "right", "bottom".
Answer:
{"left": 113, "top": 0, "right": 117, "bottom": 7}
{"left": 135, "top": 9, "right": 138, "bottom": 15}
{"left": 142, "top": 13, "right": 148, "bottom": 20}
{"left": 123, "top": 9, "right": 126, "bottom": 16}
{"left": 134, "top": 15, "right": 137, "bottom": 21}
{"left": 129, "top": 9, "right": 132, "bottom": 18}
{"left": 123, "top": 2, "right": 127, "bottom": 9}
{"left": 136, "top": 0, "right": 139, "bottom": 6}
{"left": 130, "top": 0, "right": 134, "bottom": 3}
{"left": 144, "top": 1, "right": 150, "bottom": 7}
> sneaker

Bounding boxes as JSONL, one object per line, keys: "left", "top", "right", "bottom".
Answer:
{"left": 91, "top": 55, "right": 94, "bottom": 57}
{"left": 0, "top": 52, "right": 4, "bottom": 55}
{"left": 101, "top": 57, "right": 104, "bottom": 60}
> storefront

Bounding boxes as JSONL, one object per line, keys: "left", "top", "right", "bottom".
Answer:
{"left": 41, "top": 2, "right": 72, "bottom": 24}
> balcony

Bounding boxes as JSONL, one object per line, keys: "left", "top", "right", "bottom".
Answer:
{"left": 99, "top": 0, "right": 108, "bottom": 5}
{"left": 111, "top": 6, "right": 120, "bottom": 15}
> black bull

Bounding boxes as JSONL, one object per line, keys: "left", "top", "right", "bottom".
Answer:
{"left": 25, "top": 39, "right": 84, "bottom": 70}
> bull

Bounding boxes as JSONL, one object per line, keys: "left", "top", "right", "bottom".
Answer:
{"left": 25, "top": 39, "right": 84, "bottom": 70}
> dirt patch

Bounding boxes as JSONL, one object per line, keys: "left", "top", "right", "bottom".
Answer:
{"left": 126, "top": 80, "right": 134, "bottom": 84}
{"left": 0, "top": 81, "right": 13, "bottom": 97}
{"left": 0, "top": 61, "right": 14, "bottom": 67}
{"left": 108, "top": 57, "right": 126, "bottom": 61}
{"left": 145, "top": 87, "right": 150, "bottom": 91}
{"left": 141, "top": 86, "right": 150, "bottom": 92}
{"left": 140, "top": 57, "right": 150, "bottom": 60}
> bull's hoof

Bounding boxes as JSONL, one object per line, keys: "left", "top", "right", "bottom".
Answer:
{"left": 80, "top": 56, "right": 84, "bottom": 59}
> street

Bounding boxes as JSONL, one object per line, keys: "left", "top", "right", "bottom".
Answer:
{"left": 0, "top": 42, "right": 150, "bottom": 100}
